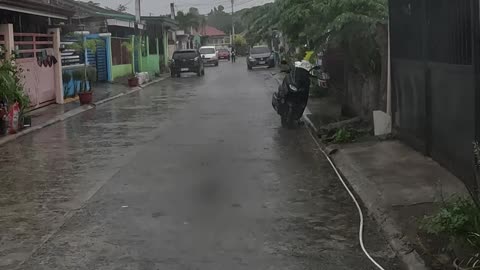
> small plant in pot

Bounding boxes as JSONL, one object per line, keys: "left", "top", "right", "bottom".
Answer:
{"left": 0, "top": 57, "right": 30, "bottom": 132}
{"left": 128, "top": 76, "right": 139, "bottom": 87}
{"left": 121, "top": 41, "right": 138, "bottom": 87}
{"left": 122, "top": 41, "right": 138, "bottom": 87}
{"left": 67, "top": 33, "right": 98, "bottom": 105}
{"left": 78, "top": 67, "right": 97, "bottom": 105}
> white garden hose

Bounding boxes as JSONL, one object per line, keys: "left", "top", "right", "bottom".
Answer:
{"left": 306, "top": 128, "right": 386, "bottom": 270}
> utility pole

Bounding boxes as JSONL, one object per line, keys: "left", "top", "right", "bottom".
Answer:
{"left": 170, "top": 3, "right": 175, "bottom": 20}
{"left": 134, "top": 0, "right": 141, "bottom": 73}
{"left": 135, "top": 0, "right": 141, "bottom": 25}
{"left": 231, "top": 0, "right": 235, "bottom": 46}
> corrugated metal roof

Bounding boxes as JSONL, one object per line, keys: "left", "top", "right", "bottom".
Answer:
{"left": 0, "top": 0, "right": 74, "bottom": 18}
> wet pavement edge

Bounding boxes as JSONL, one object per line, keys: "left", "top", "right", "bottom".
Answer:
{"left": 0, "top": 77, "right": 167, "bottom": 148}
{"left": 300, "top": 111, "right": 428, "bottom": 270}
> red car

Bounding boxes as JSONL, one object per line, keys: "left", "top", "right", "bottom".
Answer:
{"left": 217, "top": 48, "right": 230, "bottom": 61}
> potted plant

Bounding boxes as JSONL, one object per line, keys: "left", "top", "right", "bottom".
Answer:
{"left": 62, "top": 71, "right": 72, "bottom": 97}
{"left": 122, "top": 41, "right": 139, "bottom": 87}
{"left": 0, "top": 57, "right": 30, "bottom": 132}
{"left": 0, "top": 101, "right": 7, "bottom": 135}
{"left": 78, "top": 67, "right": 96, "bottom": 105}
{"left": 67, "top": 33, "right": 98, "bottom": 105}
{"left": 127, "top": 75, "right": 139, "bottom": 87}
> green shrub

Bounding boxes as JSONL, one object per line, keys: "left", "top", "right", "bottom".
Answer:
{"left": 0, "top": 59, "right": 30, "bottom": 112}
{"left": 422, "top": 196, "right": 480, "bottom": 250}
{"left": 333, "top": 128, "right": 355, "bottom": 144}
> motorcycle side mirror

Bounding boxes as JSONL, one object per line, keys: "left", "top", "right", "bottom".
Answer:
{"left": 309, "top": 65, "right": 323, "bottom": 78}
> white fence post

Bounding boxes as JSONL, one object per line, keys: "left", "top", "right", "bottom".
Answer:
{"left": 48, "top": 28, "right": 64, "bottom": 104}
{"left": 0, "top": 24, "right": 14, "bottom": 59}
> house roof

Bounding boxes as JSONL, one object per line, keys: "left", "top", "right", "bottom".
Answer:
{"left": 0, "top": 0, "right": 74, "bottom": 19}
{"left": 194, "top": 26, "right": 226, "bottom": 37}
{"left": 141, "top": 16, "right": 178, "bottom": 30}
{"left": 62, "top": 0, "right": 135, "bottom": 21}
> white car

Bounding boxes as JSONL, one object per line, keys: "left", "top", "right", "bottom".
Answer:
{"left": 199, "top": 46, "right": 219, "bottom": 66}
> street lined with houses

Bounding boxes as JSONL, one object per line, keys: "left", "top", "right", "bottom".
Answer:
{"left": 1, "top": 0, "right": 480, "bottom": 269}
{"left": 0, "top": 61, "right": 401, "bottom": 270}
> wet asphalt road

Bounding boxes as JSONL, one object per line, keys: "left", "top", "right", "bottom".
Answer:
{"left": 0, "top": 59, "right": 401, "bottom": 270}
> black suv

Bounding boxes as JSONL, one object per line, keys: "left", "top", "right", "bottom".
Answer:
{"left": 170, "top": 49, "right": 205, "bottom": 77}
{"left": 247, "top": 46, "right": 275, "bottom": 70}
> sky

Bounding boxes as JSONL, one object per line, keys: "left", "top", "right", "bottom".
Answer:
{"left": 93, "top": 0, "right": 273, "bottom": 16}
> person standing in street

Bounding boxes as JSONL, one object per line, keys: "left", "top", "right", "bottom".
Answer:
{"left": 231, "top": 47, "right": 236, "bottom": 63}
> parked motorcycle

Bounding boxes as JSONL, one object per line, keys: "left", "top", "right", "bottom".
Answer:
{"left": 272, "top": 60, "right": 321, "bottom": 128}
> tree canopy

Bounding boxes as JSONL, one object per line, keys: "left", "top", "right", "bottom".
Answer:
{"left": 241, "top": 0, "right": 387, "bottom": 73}
{"left": 242, "top": 0, "right": 386, "bottom": 47}
{"left": 176, "top": 10, "right": 201, "bottom": 32}
{"left": 174, "top": 4, "right": 251, "bottom": 36}
{"left": 116, "top": 4, "right": 127, "bottom": 12}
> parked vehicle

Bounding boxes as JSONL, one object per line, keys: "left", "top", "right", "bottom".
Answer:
{"left": 272, "top": 60, "right": 321, "bottom": 128}
{"left": 217, "top": 48, "right": 230, "bottom": 61}
{"left": 170, "top": 49, "right": 205, "bottom": 77}
{"left": 247, "top": 46, "right": 275, "bottom": 70}
{"left": 199, "top": 46, "right": 219, "bottom": 66}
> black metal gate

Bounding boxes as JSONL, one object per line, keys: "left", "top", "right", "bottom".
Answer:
{"left": 390, "top": 0, "right": 479, "bottom": 187}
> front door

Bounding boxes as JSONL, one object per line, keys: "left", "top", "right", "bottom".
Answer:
{"left": 96, "top": 44, "right": 108, "bottom": 82}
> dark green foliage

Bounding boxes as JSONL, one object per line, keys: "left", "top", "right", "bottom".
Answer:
{"left": 422, "top": 196, "right": 480, "bottom": 251}
{"left": 242, "top": 0, "right": 387, "bottom": 73}
{"left": 0, "top": 59, "right": 30, "bottom": 112}
{"left": 333, "top": 128, "right": 355, "bottom": 143}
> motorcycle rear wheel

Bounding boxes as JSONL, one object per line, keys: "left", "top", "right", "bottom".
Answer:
{"left": 281, "top": 110, "right": 295, "bottom": 129}
{"left": 281, "top": 115, "right": 288, "bottom": 127}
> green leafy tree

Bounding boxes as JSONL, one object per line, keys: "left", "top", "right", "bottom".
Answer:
{"left": 176, "top": 10, "right": 201, "bottom": 32}
{"left": 0, "top": 59, "right": 30, "bottom": 111}
{"left": 207, "top": 8, "right": 231, "bottom": 34}
{"left": 87, "top": 1, "right": 100, "bottom": 6}
{"left": 242, "top": 0, "right": 388, "bottom": 108}
{"left": 242, "top": 3, "right": 279, "bottom": 45}
{"left": 243, "top": 0, "right": 387, "bottom": 63}
{"left": 189, "top": 7, "right": 200, "bottom": 16}
{"left": 233, "top": 35, "right": 248, "bottom": 55}
{"left": 117, "top": 4, "right": 127, "bottom": 12}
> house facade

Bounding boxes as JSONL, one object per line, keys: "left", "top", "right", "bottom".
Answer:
{"left": 56, "top": 0, "right": 177, "bottom": 98}
{"left": 59, "top": 0, "right": 142, "bottom": 84}
{"left": 141, "top": 16, "right": 178, "bottom": 74}
{"left": 194, "top": 26, "right": 230, "bottom": 47}
{"left": 0, "top": 0, "right": 71, "bottom": 107}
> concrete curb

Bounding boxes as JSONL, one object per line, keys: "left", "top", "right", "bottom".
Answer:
{"left": 301, "top": 113, "right": 429, "bottom": 270}
{"left": 268, "top": 70, "right": 428, "bottom": 269}
{"left": 0, "top": 77, "right": 167, "bottom": 147}
{"left": 0, "top": 105, "right": 95, "bottom": 146}
{"left": 270, "top": 71, "right": 283, "bottom": 86}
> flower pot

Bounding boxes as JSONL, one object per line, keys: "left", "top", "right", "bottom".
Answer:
{"left": 128, "top": 77, "right": 139, "bottom": 87}
{"left": 79, "top": 91, "right": 93, "bottom": 105}
{"left": 0, "top": 119, "right": 7, "bottom": 136}
{"left": 22, "top": 115, "right": 32, "bottom": 128}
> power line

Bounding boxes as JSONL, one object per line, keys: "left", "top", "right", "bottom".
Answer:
{"left": 234, "top": 0, "right": 260, "bottom": 8}
{"left": 174, "top": 0, "right": 265, "bottom": 12}
{"left": 175, "top": 0, "right": 231, "bottom": 7}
